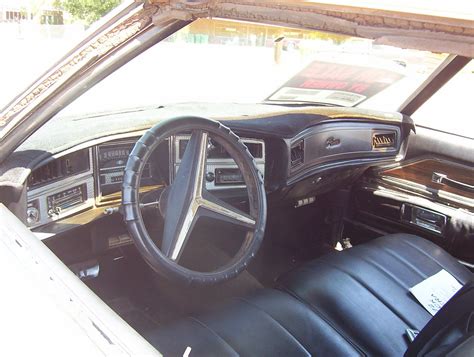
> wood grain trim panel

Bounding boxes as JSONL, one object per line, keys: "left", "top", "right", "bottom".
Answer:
{"left": 380, "top": 158, "right": 474, "bottom": 200}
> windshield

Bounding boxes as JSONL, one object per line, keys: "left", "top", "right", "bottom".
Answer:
{"left": 56, "top": 18, "right": 447, "bottom": 117}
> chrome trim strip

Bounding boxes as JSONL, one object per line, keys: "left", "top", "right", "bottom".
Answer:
{"left": 380, "top": 176, "right": 474, "bottom": 209}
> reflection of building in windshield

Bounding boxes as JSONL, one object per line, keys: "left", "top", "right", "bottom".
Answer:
{"left": 167, "top": 18, "right": 351, "bottom": 49}
{"left": 0, "top": 0, "right": 64, "bottom": 24}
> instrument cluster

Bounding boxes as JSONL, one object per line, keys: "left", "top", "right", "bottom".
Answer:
{"left": 172, "top": 135, "right": 265, "bottom": 190}
{"left": 26, "top": 134, "right": 265, "bottom": 230}
{"left": 96, "top": 141, "right": 153, "bottom": 198}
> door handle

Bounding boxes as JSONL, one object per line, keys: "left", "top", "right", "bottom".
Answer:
{"left": 432, "top": 172, "right": 474, "bottom": 193}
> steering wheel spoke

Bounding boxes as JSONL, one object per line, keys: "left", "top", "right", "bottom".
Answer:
{"left": 162, "top": 201, "right": 199, "bottom": 261}
{"left": 161, "top": 130, "right": 208, "bottom": 260}
{"left": 198, "top": 192, "right": 255, "bottom": 230}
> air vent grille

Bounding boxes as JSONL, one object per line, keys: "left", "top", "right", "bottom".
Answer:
{"left": 28, "top": 150, "right": 90, "bottom": 189}
{"left": 290, "top": 140, "right": 304, "bottom": 169}
{"left": 372, "top": 132, "right": 396, "bottom": 150}
{"left": 246, "top": 142, "right": 263, "bottom": 159}
{"left": 28, "top": 160, "right": 63, "bottom": 187}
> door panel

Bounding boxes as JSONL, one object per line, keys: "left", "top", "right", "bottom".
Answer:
{"left": 379, "top": 157, "right": 473, "bottom": 210}
{"left": 348, "top": 126, "right": 474, "bottom": 264}
{"left": 406, "top": 126, "right": 473, "bottom": 165}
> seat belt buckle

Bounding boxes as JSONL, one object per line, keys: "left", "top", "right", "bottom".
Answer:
{"left": 406, "top": 328, "right": 419, "bottom": 342}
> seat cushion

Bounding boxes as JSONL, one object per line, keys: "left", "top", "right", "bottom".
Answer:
{"left": 278, "top": 234, "right": 473, "bottom": 356}
{"left": 145, "top": 289, "right": 362, "bottom": 356}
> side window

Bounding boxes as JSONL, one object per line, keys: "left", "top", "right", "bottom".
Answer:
{"left": 412, "top": 59, "right": 473, "bottom": 138}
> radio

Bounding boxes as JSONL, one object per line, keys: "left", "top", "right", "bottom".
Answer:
{"left": 99, "top": 164, "right": 151, "bottom": 186}
{"left": 215, "top": 168, "right": 245, "bottom": 185}
{"left": 47, "top": 184, "right": 87, "bottom": 216}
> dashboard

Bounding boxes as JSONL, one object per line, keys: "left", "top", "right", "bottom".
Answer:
{"left": 18, "top": 108, "right": 410, "bottom": 239}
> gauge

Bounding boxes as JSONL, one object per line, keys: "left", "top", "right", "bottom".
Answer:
{"left": 98, "top": 144, "right": 133, "bottom": 169}
{"left": 179, "top": 137, "right": 230, "bottom": 159}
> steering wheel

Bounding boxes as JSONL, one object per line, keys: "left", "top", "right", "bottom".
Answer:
{"left": 122, "top": 116, "right": 266, "bottom": 284}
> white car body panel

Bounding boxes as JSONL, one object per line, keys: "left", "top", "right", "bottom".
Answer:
{"left": 0, "top": 204, "right": 160, "bottom": 357}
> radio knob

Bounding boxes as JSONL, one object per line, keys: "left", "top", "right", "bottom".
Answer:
{"left": 47, "top": 207, "right": 61, "bottom": 217}
{"left": 205, "top": 172, "right": 215, "bottom": 182}
{"left": 26, "top": 207, "right": 40, "bottom": 225}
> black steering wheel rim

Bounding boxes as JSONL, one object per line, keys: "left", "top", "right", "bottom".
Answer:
{"left": 122, "top": 116, "right": 266, "bottom": 285}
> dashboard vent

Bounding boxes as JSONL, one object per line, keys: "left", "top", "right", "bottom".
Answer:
{"left": 28, "top": 160, "right": 63, "bottom": 188}
{"left": 372, "top": 132, "right": 396, "bottom": 150}
{"left": 246, "top": 142, "right": 263, "bottom": 159}
{"left": 28, "top": 150, "right": 89, "bottom": 189}
{"left": 290, "top": 140, "right": 304, "bottom": 169}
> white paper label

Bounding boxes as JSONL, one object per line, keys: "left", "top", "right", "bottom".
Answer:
{"left": 409, "top": 269, "right": 463, "bottom": 316}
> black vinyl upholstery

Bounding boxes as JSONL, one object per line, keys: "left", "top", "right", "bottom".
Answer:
{"left": 146, "top": 289, "right": 360, "bottom": 356}
{"left": 278, "top": 234, "right": 472, "bottom": 356}
{"left": 145, "top": 234, "right": 472, "bottom": 356}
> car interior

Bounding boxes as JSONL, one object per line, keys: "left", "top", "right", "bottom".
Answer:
{"left": 0, "top": 4, "right": 473, "bottom": 357}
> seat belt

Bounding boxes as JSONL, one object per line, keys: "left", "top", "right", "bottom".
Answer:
{"left": 405, "top": 280, "right": 474, "bottom": 356}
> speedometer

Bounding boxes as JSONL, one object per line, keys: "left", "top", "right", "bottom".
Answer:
{"left": 97, "top": 141, "right": 152, "bottom": 197}
{"left": 98, "top": 146, "right": 131, "bottom": 169}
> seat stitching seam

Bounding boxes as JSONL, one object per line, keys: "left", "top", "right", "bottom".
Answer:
{"left": 387, "top": 238, "right": 443, "bottom": 277}
{"left": 276, "top": 286, "right": 367, "bottom": 356}
{"left": 333, "top": 247, "right": 433, "bottom": 322}
{"left": 361, "top": 244, "right": 428, "bottom": 279}
{"left": 317, "top": 258, "right": 418, "bottom": 329}
{"left": 286, "top": 252, "right": 411, "bottom": 288}
{"left": 188, "top": 316, "right": 238, "bottom": 355}
{"left": 396, "top": 237, "right": 465, "bottom": 279}
{"left": 349, "top": 248, "right": 411, "bottom": 289}
{"left": 234, "top": 296, "right": 311, "bottom": 356}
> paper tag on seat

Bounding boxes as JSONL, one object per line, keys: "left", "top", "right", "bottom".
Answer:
{"left": 409, "top": 269, "right": 462, "bottom": 316}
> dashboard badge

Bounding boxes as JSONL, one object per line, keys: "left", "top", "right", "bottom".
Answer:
{"left": 326, "top": 136, "right": 341, "bottom": 148}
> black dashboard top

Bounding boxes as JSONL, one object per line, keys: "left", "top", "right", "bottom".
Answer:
{"left": 19, "top": 103, "right": 411, "bottom": 151}
{"left": 0, "top": 103, "right": 413, "bottom": 189}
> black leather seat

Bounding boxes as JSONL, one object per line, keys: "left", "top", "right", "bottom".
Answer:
{"left": 278, "top": 234, "right": 472, "bottom": 356}
{"left": 146, "top": 289, "right": 361, "bottom": 356}
{"left": 145, "top": 234, "right": 472, "bottom": 356}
